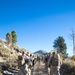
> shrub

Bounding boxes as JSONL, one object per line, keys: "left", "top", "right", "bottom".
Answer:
{"left": 60, "top": 59, "right": 75, "bottom": 75}
{"left": 71, "top": 56, "right": 75, "bottom": 61}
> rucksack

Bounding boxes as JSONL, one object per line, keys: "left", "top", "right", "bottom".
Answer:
{"left": 18, "top": 55, "right": 23, "bottom": 60}
{"left": 51, "top": 55, "right": 58, "bottom": 66}
{"left": 32, "top": 58, "right": 36, "bottom": 66}
{"left": 28, "top": 59, "right": 33, "bottom": 68}
{"left": 18, "top": 55, "right": 23, "bottom": 68}
{"left": 45, "top": 57, "right": 48, "bottom": 62}
{"left": 25, "top": 59, "right": 30, "bottom": 64}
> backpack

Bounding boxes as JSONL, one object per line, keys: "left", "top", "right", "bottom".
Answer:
{"left": 18, "top": 55, "right": 23, "bottom": 60}
{"left": 45, "top": 57, "right": 48, "bottom": 62}
{"left": 28, "top": 59, "right": 33, "bottom": 68}
{"left": 25, "top": 59, "right": 30, "bottom": 64}
{"left": 24, "top": 58, "right": 32, "bottom": 68}
{"left": 32, "top": 58, "right": 36, "bottom": 66}
{"left": 18, "top": 55, "right": 23, "bottom": 68}
{"left": 51, "top": 55, "right": 58, "bottom": 66}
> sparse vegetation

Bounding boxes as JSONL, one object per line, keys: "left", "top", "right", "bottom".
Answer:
{"left": 61, "top": 59, "right": 75, "bottom": 75}
{"left": 0, "top": 38, "right": 27, "bottom": 75}
{"left": 0, "top": 48, "right": 11, "bottom": 57}
{"left": 71, "top": 56, "right": 75, "bottom": 61}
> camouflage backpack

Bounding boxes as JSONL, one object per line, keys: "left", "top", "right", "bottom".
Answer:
{"left": 51, "top": 55, "right": 58, "bottom": 66}
{"left": 18, "top": 55, "right": 23, "bottom": 68}
{"left": 18, "top": 55, "right": 23, "bottom": 60}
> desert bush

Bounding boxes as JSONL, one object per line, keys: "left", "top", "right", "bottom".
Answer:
{"left": 71, "top": 56, "right": 75, "bottom": 61}
{"left": 61, "top": 59, "right": 75, "bottom": 75}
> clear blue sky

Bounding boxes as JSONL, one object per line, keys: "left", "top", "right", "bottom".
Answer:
{"left": 0, "top": 0, "right": 75, "bottom": 56}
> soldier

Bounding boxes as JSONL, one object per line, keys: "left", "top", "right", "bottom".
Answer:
{"left": 47, "top": 53, "right": 51, "bottom": 75}
{"left": 48, "top": 52, "right": 58, "bottom": 75}
{"left": 56, "top": 51, "right": 62, "bottom": 75}
{"left": 18, "top": 51, "right": 26, "bottom": 75}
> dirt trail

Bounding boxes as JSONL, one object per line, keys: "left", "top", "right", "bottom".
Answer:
{"left": 33, "top": 61, "right": 48, "bottom": 75}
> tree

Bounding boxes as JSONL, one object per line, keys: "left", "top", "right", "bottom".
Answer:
{"left": 11, "top": 30, "right": 17, "bottom": 44}
{"left": 69, "top": 29, "right": 75, "bottom": 55}
{"left": 6, "top": 32, "right": 12, "bottom": 44}
{"left": 53, "top": 36, "right": 67, "bottom": 56}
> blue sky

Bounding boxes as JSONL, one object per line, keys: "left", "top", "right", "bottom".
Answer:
{"left": 0, "top": 0, "right": 75, "bottom": 56}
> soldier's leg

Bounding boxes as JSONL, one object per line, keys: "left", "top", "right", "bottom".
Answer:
{"left": 50, "top": 66, "right": 55, "bottom": 75}
{"left": 57, "top": 68, "right": 60, "bottom": 75}
{"left": 54, "top": 66, "right": 58, "bottom": 75}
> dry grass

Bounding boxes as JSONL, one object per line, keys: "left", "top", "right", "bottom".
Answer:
{"left": 0, "top": 46, "right": 18, "bottom": 68}
{"left": 61, "top": 59, "right": 75, "bottom": 75}
{"left": 71, "top": 56, "right": 75, "bottom": 61}
{"left": 0, "top": 39, "right": 32, "bottom": 70}
{"left": 0, "top": 48, "right": 11, "bottom": 57}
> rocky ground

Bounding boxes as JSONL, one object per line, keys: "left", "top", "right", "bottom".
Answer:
{"left": 0, "top": 61, "right": 45, "bottom": 75}
{"left": 1, "top": 60, "right": 75, "bottom": 75}
{"left": 0, "top": 61, "right": 48, "bottom": 75}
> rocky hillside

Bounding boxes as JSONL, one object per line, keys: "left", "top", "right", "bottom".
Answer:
{"left": 0, "top": 38, "right": 29, "bottom": 62}
{"left": 0, "top": 38, "right": 31, "bottom": 75}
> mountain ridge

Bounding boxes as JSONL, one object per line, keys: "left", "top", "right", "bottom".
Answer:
{"left": 34, "top": 50, "right": 48, "bottom": 55}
